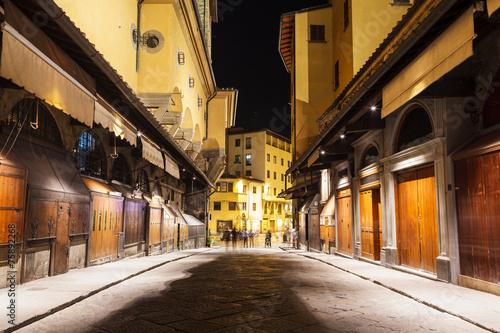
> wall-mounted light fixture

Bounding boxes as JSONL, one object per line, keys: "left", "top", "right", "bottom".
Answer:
{"left": 133, "top": 30, "right": 160, "bottom": 48}
{"left": 189, "top": 77, "right": 195, "bottom": 88}
{"left": 198, "top": 96, "right": 203, "bottom": 108}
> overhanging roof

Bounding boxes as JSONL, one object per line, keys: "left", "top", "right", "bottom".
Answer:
{"left": 11, "top": 0, "right": 213, "bottom": 186}
{"left": 279, "top": 13, "right": 295, "bottom": 73}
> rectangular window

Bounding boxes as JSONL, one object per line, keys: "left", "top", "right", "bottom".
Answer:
{"left": 243, "top": 185, "right": 247, "bottom": 193}
{"left": 242, "top": 202, "right": 247, "bottom": 210}
{"left": 216, "top": 182, "right": 221, "bottom": 192}
{"left": 288, "top": 161, "right": 291, "bottom": 167}
{"left": 281, "top": 174, "right": 284, "bottom": 181}
{"left": 253, "top": 186, "right": 257, "bottom": 194}
{"left": 235, "top": 155, "right": 241, "bottom": 164}
{"left": 214, "top": 202, "right": 221, "bottom": 210}
{"left": 221, "top": 182, "right": 227, "bottom": 192}
{"left": 310, "top": 24, "right": 325, "bottom": 41}
{"left": 246, "top": 170, "right": 252, "bottom": 176}
{"left": 229, "top": 202, "right": 236, "bottom": 210}
{"left": 267, "top": 170, "right": 270, "bottom": 178}
{"left": 273, "top": 156, "right": 276, "bottom": 164}
{"left": 344, "top": 0, "right": 349, "bottom": 30}
{"left": 281, "top": 158, "right": 284, "bottom": 166}
{"left": 228, "top": 182, "right": 233, "bottom": 192}
{"left": 246, "top": 137, "right": 252, "bottom": 149}
{"left": 253, "top": 203, "right": 257, "bottom": 211}
{"left": 246, "top": 154, "right": 252, "bottom": 166}
{"left": 335, "top": 60, "right": 340, "bottom": 90}
{"left": 235, "top": 171, "right": 240, "bottom": 177}
{"left": 273, "top": 172, "right": 276, "bottom": 180}
{"left": 274, "top": 188, "right": 277, "bottom": 196}
{"left": 235, "top": 138, "right": 240, "bottom": 147}
{"left": 267, "top": 154, "right": 270, "bottom": 162}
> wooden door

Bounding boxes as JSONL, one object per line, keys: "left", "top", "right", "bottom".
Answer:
{"left": 360, "top": 190, "right": 382, "bottom": 261}
{"left": 125, "top": 201, "right": 146, "bottom": 246}
{"left": 310, "top": 213, "right": 320, "bottom": 251}
{"left": 360, "top": 191, "right": 375, "bottom": 260}
{"left": 337, "top": 196, "right": 352, "bottom": 255}
{"left": 149, "top": 207, "right": 162, "bottom": 247}
{"left": 0, "top": 165, "right": 26, "bottom": 245}
{"left": 90, "top": 196, "right": 122, "bottom": 261}
{"left": 53, "top": 203, "right": 70, "bottom": 276}
{"left": 397, "top": 166, "right": 438, "bottom": 274}
{"left": 455, "top": 152, "right": 500, "bottom": 283}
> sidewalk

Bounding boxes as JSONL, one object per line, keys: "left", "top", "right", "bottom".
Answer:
{"left": 281, "top": 248, "right": 500, "bottom": 333}
{"left": 2, "top": 248, "right": 212, "bottom": 332}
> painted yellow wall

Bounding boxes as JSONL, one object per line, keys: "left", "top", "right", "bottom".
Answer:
{"left": 293, "top": 7, "right": 334, "bottom": 157}
{"left": 54, "top": 0, "right": 138, "bottom": 90}
{"left": 351, "top": 0, "right": 412, "bottom": 76}
{"left": 138, "top": 4, "right": 207, "bottom": 140}
{"left": 332, "top": 0, "right": 354, "bottom": 100}
{"left": 203, "top": 90, "right": 237, "bottom": 151}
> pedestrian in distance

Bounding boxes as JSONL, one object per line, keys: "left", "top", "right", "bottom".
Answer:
{"left": 242, "top": 228, "right": 249, "bottom": 248}
{"left": 249, "top": 230, "right": 255, "bottom": 247}
{"left": 231, "top": 228, "right": 238, "bottom": 249}
{"left": 265, "top": 230, "right": 272, "bottom": 248}
{"left": 223, "top": 227, "right": 231, "bottom": 250}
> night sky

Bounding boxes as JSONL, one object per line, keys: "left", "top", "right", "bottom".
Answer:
{"left": 212, "top": 0, "right": 329, "bottom": 138}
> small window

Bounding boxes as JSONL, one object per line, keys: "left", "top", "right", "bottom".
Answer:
{"left": 76, "top": 131, "right": 107, "bottom": 180}
{"left": 396, "top": 107, "right": 433, "bottom": 152}
{"left": 274, "top": 188, "right": 277, "bottom": 196}
{"left": 216, "top": 182, "right": 221, "bottom": 192}
{"left": 246, "top": 154, "right": 252, "bottom": 166}
{"left": 362, "top": 146, "right": 380, "bottom": 168}
{"left": 281, "top": 174, "right": 284, "bottom": 181}
{"left": 235, "top": 171, "right": 241, "bottom": 176}
{"left": 246, "top": 170, "right": 252, "bottom": 176}
{"left": 273, "top": 156, "right": 276, "bottom": 164}
{"left": 344, "top": 0, "right": 350, "bottom": 30}
{"left": 242, "top": 202, "right": 247, "bottom": 210}
{"left": 243, "top": 185, "right": 247, "bottom": 193}
{"left": 229, "top": 202, "right": 236, "bottom": 210}
{"left": 111, "top": 154, "right": 131, "bottom": 185}
{"left": 288, "top": 161, "right": 291, "bottom": 167}
{"left": 253, "top": 186, "right": 257, "bottom": 194}
{"left": 221, "top": 182, "right": 227, "bottom": 192}
{"left": 267, "top": 170, "right": 270, "bottom": 178}
{"left": 235, "top": 139, "right": 240, "bottom": 147}
{"left": 246, "top": 137, "right": 252, "bottom": 149}
{"left": 136, "top": 169, "right": 149, "bottom": 193}
{"left": 281, "top": 158, "right": 284, "bottom": 166}
{"left": 214, "top": 202, "right": 221, "bottom": 210}
{"left": 228, "top": 183, "right": 233, "bottom": 192}
{"left": 253, "top": 203, "right": 257, "bottom": 211}
{"left": 310, "top": 25, "right": 325, "bottom": 41}
{"left": 267, "top": 154, "right": 270, "bottom": 162}
{"left": 235, "top": 155, "right": 241, "bottom": 164}
{"left": 335, "top": 61, "right": 340, "bottom": 90}
{"left": 273, "top": 172, "right": 277, "bottom": 180}
{"left": 152, "top": 181, "right": 162, "bottom": 197}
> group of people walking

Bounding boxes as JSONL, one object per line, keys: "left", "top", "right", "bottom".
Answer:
{"left": 220, "top": 227, "right": 298, "bottom": 249}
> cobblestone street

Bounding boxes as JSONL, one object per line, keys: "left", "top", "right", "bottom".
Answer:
{"left": 14, "top": 248, "right": 490, "bottom": 333}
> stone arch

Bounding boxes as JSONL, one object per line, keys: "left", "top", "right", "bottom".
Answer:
{"left": 360, "top": 144, "right": 380, "bottom": 170}
{"left": 393, "top": 103, "right": 434, "bottom": 154}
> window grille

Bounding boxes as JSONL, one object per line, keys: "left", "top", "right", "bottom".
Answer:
{"left": 76, "top": 131, "right": 107, "bottom": 180}
{"left": 111, "top": 154, "right": 131, "bottom": 185}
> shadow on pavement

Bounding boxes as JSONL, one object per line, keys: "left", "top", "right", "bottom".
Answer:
{"left": 91, "top": 252, "right": 318, "bottom": 333}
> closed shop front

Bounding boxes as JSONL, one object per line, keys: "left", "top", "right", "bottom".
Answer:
{"left": 396, "top": 166, "right": 438, "bottom": 274}
{"left": 454, "top": 131, "right": 500, "bottom": 288}
{"left": 149, "top": 205, "right": 162, "bottom": 254}
{"left": 83, "top": 178, "right": 123, "bottom": 263}
{"left": 337, "top": 188, "right": 352, "bottom": 255}
{"left": 360, "top": 189, "right": 382, "bottom": 261}
{"left": 320, "top": 194, "right": 336, "bottom": 253}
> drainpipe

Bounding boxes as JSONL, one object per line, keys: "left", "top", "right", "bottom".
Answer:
{"left": 136, "top": 0, "right": 144, "bottom": 73}
{"left": 203, "top": 90, "right": 217, "bottom": 140}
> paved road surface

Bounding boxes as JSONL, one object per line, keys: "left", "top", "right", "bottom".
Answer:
{"left": 16, "top": 248, "right": 487, "bottom": 333}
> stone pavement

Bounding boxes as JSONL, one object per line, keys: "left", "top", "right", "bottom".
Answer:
{"left": 282, "top": 248, "right": 500, "bottom": 333}
{"left": 2, "top": 246, "right": 500, "bottom": 332}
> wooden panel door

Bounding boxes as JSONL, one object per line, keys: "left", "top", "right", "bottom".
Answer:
{"left": 418, "top": 167, "right": 439, "bottom": 274}
{"left": 397, "top": 170, "right": 421, "bottom": 270}
{"left": 54, "top": 203, "right": 70, "bottom": 276}
{"left": 90, "top": 196, "right": 104, "bottom": 260}
{"left": 0, "top": 165, "right": 26, "bottom": 245}
{"left": 360, "top": 191, "right": 375, "bottom": 260}
{"left": 455, "top": 151, "right": 500, "bottom": 284}
{"left": 310, "top": 213, "right": 320, "bottom": 251}
{"left": 337, "top": 196, "right": 352, "bottom": 255}
{"left": 397, "top": 167, "right": 438, "bottom": 274}
{"left": 150, "top": 207, "right": 162, "bottom": 246}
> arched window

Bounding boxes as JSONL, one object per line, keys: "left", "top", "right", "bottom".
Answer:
{"left": 136, "top": 169, "right": 149, "bottom": 193}
{"left": 9, "top": 98, "right": 62, "bottom": 145}
{"left": 111, "top": 154, "right": 131, "bottom": 185}
{"left": 361, "top": 146, "right": 379, "bottom": 168}
{"left": 76, "top": 131, "right": 107, "bottom": 180}
{"left": 152, "top": 181, "right": 162, "bottom": 197}
{"left": 396, "top": 106, "right": 433, "bottom": 153}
